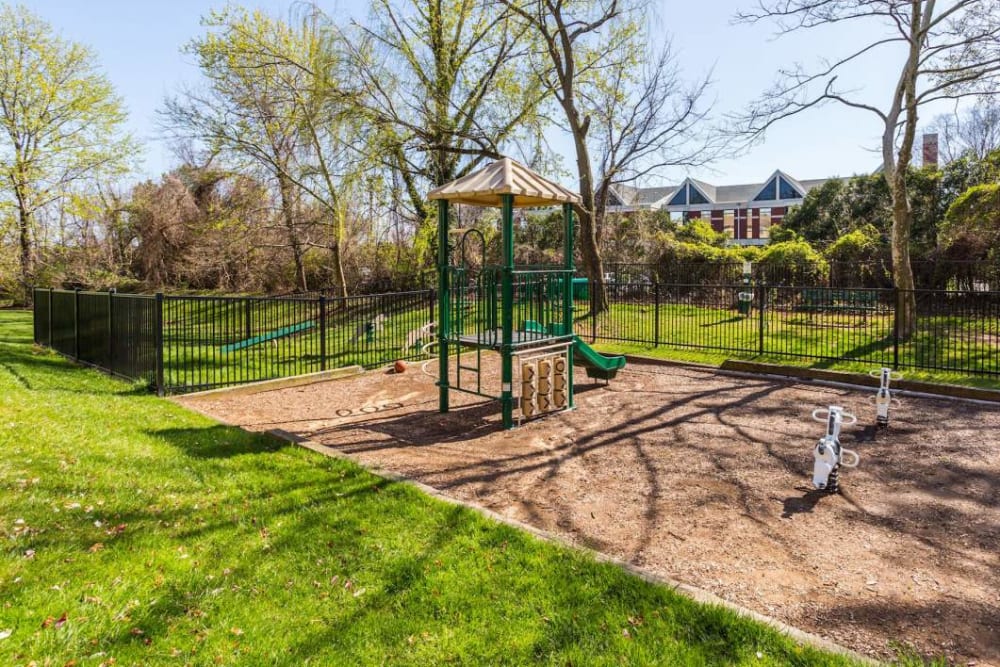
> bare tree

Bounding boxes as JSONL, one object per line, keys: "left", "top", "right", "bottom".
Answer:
{"left": 505, "top": 0, "right": 715, "bottom": 312}
{"left": 928, "top": 97, "right": 1000, "bottom": 161}
{"left": 734, "top": 0, "right": 1000, "bottom": 337}
{"left": 591, "top": 42, "right": 717, "bottom": 247}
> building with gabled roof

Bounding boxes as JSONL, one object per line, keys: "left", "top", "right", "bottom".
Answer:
{"left": 608, "top": 170, "right": 845, "bottom": 245}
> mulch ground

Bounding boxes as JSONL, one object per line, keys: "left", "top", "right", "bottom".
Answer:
{"left": 178, "top": 357, "right": 1000, "bottom": 665}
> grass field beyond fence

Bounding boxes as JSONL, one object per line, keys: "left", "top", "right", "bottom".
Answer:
{"left": 0, "top": 309, "right": 870, "bottom": 665}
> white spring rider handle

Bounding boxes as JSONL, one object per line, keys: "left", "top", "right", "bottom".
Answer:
{"left": 869, "top": 368, "right": 903, "bottom": 426}
{"left": 810, "top": 406, "right": 859, "bottom": 491}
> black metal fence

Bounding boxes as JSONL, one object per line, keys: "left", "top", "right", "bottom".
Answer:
{"left": 589, "top": 281, "right": 1000, "bottom": 376}
{"left": 33, "top": 279, "right": 1000, "bottom": 394}
{"left": 33, "top": 289, "right": 161, "bottom": 386}
{"left": 33, "top": 288, "right": 436, "bottom": 394}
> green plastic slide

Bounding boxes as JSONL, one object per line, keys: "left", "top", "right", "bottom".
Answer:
{"left": 220, "top": 320, "right": 315, "bottom": 354}
{"left": 522, "top": 320, "right": 626, "bottom": 380}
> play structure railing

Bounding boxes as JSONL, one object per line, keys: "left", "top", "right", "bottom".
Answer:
{"left": 443, "top": 266, "right": 577, "bottom": 350}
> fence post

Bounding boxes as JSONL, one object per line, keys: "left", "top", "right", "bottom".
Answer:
{"left": 653, "top": 282, "right": 661, "bottom": 347}
{"left": 154, "top": 292, "right": 165, "bottom": 396}
{"left": 107, "top": 290, "right": 115, "bottom": 374}
{"left": 73, "top": 288, "right": 80, "bottom": 361}
{"left": 48, "top": 287, "right": 53, "bottom": 347}
{"left": 892, "top": 287, "right": 900, "bottom": 370}
{"left": 590, "top": 279, "right": 597, "bottom": 343}
{"left": 244, "top": 298, "right": 252, "bottom": 341}
{"left": 757, "top": 279, "right": 766, "bottom": 357}
{"left": 318, "top": 295, "right": 327, "bottom": 372}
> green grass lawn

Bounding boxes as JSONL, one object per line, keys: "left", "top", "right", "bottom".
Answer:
{"left": 0, "top": 309, "right": 864, "bottom": 666}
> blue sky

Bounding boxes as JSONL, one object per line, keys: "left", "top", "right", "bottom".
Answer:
{"left": 25, "top": 0, "right": 948, "bottom": 187}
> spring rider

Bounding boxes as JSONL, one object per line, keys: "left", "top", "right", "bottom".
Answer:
{"left": 869, "top": 367, "right": 903, "bottom": 428}
{"left": 811, "top": 406, "right": 860, "bottom": 493}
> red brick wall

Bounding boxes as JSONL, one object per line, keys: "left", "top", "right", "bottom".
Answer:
{"left": 711, "top": 209, "right": 723, "bottom": 233}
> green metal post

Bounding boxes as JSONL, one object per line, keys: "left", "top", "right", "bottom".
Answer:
{"left": 501, "top": 194, "right": 515, "bottom": 429}
{"left": 437, "top": 199, "right": 451, "bottom": 413}
{"left": 563, "top": 203, "right": 575, "bottom": 409}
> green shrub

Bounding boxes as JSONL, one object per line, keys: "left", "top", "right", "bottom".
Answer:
{"left": 757, "top": 239, "right": 828, "bottom": 285}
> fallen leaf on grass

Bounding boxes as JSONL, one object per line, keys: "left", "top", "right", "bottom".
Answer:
{"left": 24, "top": 549, "right": 35, "bottom": 559}
{"left": 89, "top": 543, "right": 104, "bottom": 553}
{"left": 230, "top": 627, "right": 243, "bottom": 636}
{"left": 0, "top": 629, "right": 12, "bottom": 640}
{"left": 54, "top": 613, "right": 68, "bottom": 628}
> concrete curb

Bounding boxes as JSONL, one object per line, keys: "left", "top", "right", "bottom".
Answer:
{"left": 176, "top": 365, "right": 364, "bottom": 400}
{"left": 267, "top": 427, "right": 879, "bottom": 666}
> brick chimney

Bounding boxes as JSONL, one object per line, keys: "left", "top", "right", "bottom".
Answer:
{"left": 922, "top": 133, "right": 939, "bottom": 167}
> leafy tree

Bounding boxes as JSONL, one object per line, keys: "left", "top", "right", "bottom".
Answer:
{"left": 350, "top": 0, "right": 547, "bottom": 267}
{"left": 824, "top": 224, "right": 889, "bottom": 287}
{"left": 757, "top": 239, "right": 828, "bottom": 286}
{"left": 735, "top": 0, "right": 1000, "bottom": 337}
{"left": 940, "top": 182, "right": 1000, "bottom": 261}
{"left": 0, "top": 4, "right": 136, "bottom": 303}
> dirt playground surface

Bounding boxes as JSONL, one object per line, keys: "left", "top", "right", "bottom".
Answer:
{"left": 178, "top": 358, "right": 1000, "bottom": 664}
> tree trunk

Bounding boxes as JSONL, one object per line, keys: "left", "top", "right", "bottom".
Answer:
{"left": 330, "top": 239, "right": 348, "bottom": 299}
{"left": 567, "top": 109, "right": 608, "bottom": 314}
{"left": 886, "top": 4, "right": 921, "bottom": 341}
{"left": 14, "top": 186, "right": 34, "bottom": 306}
{"left": 890, "top": 173, "right": 918, "bottom": 339}
{"left": 277, "top": 173, "right": 308, "bottom": 293}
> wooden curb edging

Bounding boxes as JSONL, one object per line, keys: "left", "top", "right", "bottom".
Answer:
{"left": 623, "top": 354, "right": 1000, "bottom": 404}
{"left": 265, "top": 426, "right": 878, "bottom": 666}
{"left": 177, "top": 365, "right": 364, "bottom": 400}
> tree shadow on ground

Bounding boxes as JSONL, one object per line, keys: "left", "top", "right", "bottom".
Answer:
{"left": 146, "top": 424, "right": 289, "bottom": 458}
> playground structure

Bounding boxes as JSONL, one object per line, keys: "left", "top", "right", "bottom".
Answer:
{"left": 428, "top": 157, "right": 625, "bottom": 429}
{"left": 810, "top": 405, "right": 860, "bottom": 493}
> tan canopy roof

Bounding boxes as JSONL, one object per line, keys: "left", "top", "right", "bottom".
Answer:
{"left": 427, "top": 157, "right": 580, "bottom": 208}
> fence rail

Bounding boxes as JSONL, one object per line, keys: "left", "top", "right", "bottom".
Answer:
{"left": 32, "top": 280, "right": 1000, "bottom": 394}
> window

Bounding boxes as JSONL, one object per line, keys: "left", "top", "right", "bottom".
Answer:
{"left": 759, "top": 208, "right": 771, "bottom": 239}
{"left": 689, "top": 186, "right": 709, "bottom": 205}
{"left": 669, "top": 211, "right": 684, "bottom": 223}
{"left": 668, "top": 187, "right": 687, "bottom": 206}
{"left": 778, "top": 177, "right": 802, "bottom": 200}
{"left": 754, "top": 177, "right": 777, "bottom": 201}
{"left": 723, "top": 210, "right": 735, "bottom": 238}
